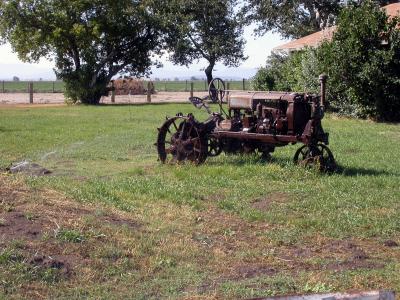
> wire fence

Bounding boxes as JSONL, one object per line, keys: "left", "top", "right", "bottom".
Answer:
{"left": 0, "top": 81, "right": 65, "bottom": 93}
{"left": 152, "top": 79, "right": 250, "bottom": 92}
{"left": 0, "top": 79, "right": 251, "bottom": 93}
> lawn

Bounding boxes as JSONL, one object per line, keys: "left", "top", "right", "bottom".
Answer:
{"left": 0, "top": 104, "right": 399, "bottom": 299}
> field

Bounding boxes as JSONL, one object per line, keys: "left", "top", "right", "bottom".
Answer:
{"left": 0, "top": 80, "right": 248, "bottom": 93}
{"left": 0, "top": 104, "right": 399, "bottom": 299}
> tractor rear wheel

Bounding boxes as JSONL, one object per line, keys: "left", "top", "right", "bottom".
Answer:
{"left": 157, "top": 116, "right": 208, "bottom": 165}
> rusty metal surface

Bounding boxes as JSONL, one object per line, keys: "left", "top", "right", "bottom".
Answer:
{"left": 156, "top": 74, "right": 336, "bottom": 171}
{"left": 250, "top": 290, "right": 395, "bottom": 300}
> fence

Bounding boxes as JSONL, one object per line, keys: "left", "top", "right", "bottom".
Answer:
{"left": 0, "top": 81, "right": 65, "bottom": 93}
{"left": 0, "top": 79, "right": 251, "bottom": 93}
{"left": 151, "top": 79, "right": 250, "bottom": 92}
{"left": 0, "top": 79, "right": 252, "bottom": 104}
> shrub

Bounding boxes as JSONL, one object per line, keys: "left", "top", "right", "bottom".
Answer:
{"left": 253, "top": 1, "right": 400, "bottom": 121}
{"left": 318, "top": 1, "right": 400, "bottom": 121}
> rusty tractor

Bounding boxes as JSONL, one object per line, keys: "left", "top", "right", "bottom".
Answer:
{"left": 156, "top": 74, "right": 336, "bottom": 171}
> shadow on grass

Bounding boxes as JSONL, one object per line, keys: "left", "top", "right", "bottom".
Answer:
{"left": 207, "top": 154, "right": 399, "bottom": 177}
{"left": 335, "top": 164, "right": 400, "bottom": 177}
{"left": 206, "top": 154, "right": 292, "bottom": 167}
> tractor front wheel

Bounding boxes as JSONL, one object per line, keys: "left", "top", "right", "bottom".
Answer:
{"left": 294, "top": 143, "right": 336, "bottom": 172}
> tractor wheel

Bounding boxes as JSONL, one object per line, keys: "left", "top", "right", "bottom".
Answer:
{"left": 157, "top": 116, "right": 208, "bottom": 165}
{"left": 294, "top": 143, "right": 336, "bottom": 172}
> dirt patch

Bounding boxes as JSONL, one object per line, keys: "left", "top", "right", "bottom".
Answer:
{"left": 251, "top": 192, "right": 289, "bottom": 211}
{"left": 233, "top": 264, "right": 277, "bottom": 279}
{"left": 0, "top": 211, "right": 49, "bottom": 243}
{"left": 101, "top": 215, "right": 140, "bottom": 229}
{"left": 29, "top": 254, "right": 74, "bottom": 279}
{"left": 0, "top": 174, "right": 142, "bottom": 290}
{"left": 384, "top": 239, "right": 399, "bottom": 247}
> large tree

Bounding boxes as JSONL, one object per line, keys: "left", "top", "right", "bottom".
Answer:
{"left": 162, "top": 0, "right": 247, "bottom": 86}
{"left": 242, "top": 0, "right": 398, "bottom": 39}
{"left": 0, "top": 0, "right": 163, "bottom": 104}
{"left": 243, "top": 0, "right": 342, "bottom": 39}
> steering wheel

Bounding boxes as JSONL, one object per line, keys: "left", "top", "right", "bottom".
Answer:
{"left": 208, "top": 78, "right": 226, "bottom": 103}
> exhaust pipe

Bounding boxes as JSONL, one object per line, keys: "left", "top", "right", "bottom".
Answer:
{"left": 319, "top": 74, "right": 328, "bottom": 107}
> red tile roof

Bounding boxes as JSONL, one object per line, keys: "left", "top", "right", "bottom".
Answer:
{"left": 273, "top": 3, "right": 400, "bottom": 52}
{"left": 383, "top": 3, "right": 400, "bottom": 18}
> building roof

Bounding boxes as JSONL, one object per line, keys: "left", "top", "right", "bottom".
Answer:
{"left": 383, "top": 2, "right": 400, "bottom": 18}
{"left": 273, "top": 3, "right": 400, "bottom": 52}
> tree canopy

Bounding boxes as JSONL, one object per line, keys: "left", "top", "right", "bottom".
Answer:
{"left": 242, "top": 0, "right": 398, "bottom": 39}
{"left": 319, "top": 1, "right": 400, "bottom": 121}
{"left": 243, "top": 0, "right": 342, "bottom": 39}
{"left": 0, "top": 0, "right": 163, "bottom": 104}
{"left": 161, "top": 0, "right": 247, "bottom": 85}
{"left": 251, "top": 1, "right": 400, "bottom": 121}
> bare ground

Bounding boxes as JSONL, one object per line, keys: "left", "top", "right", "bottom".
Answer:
{"left": 0, "top": 91, "right": 208, "bottom": 105}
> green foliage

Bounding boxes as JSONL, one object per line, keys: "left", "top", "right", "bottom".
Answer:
{"left": 161, "top": 0, "right": 246, "bottom": 83}
{"left": 251, "top": 52, "right": 289, "bottom": 91}
{"left": 252, "top": 1, "right": 400, "bottom": 121}
{"left": 242, "top": 0, "right": 342, "bottom": 39}
{"left": 317, "top": 1, "right": 400, "bottom": 121}
{"left": 242, "top": 1, "right": 398, "bottom": 39}
{"left": 251, "top": 50, "right": 321, "bottom": 93}
{"left": 55, "top": 229, "right": 85, "bottom": 243}
{"left": 0, "top": 0, "right": 163, "bottom": 104}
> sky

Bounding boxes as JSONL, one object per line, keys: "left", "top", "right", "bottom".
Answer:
{"left": 0, "top": 25, "right": 287, "bottom": 80}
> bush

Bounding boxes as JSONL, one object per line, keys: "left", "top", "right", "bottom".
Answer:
{"left": 253, "top": 1, "right": 400, "bottom": 121}
{"left": 251, "top": 50, "right": 322, "bottom": 93}
{"left": 318, "top": 1, "right": 400, "bottom": 121}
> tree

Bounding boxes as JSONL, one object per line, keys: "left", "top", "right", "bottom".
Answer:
{"left": 243, "top": 0, "right": 343, "bottom": 39}
{"left": 317, "top": 1, "right": 400, "bottom": 120}
{"left": 12, "top": 76, "right": 19, "bottom": 82}
{"left": 0, "top": 0, "right": 163, "bottom": 104}
{"left": 242, "top": 0, "right": 397, "bottom": 39}
{"left": 252, "top": 1, "right": 400, "bottom": 121}
{"left": 162, "top": 0, "right": 247, "bottom": 86}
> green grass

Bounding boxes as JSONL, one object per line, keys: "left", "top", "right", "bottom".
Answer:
{"left": 0, "top": 104, "right": 399, "bottom": 298}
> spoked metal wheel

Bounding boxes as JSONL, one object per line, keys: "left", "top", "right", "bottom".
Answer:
{"left": 294, "top": 143, "right": 336, "bottom": 172}
{"left": 208, "top": 78, "right": 226, "bottom": 103}
{"left": 157, "top": 116, "right": 207, "bottom": 165}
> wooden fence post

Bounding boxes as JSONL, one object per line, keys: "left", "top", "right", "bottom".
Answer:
{"left": 190, "top": 82, "right": 194, "bottom": 98}
{"left": 242, "top": 78, "right": 245, "bottom": 90}
{"left": 2, "top": 81, "right": 4, "bottom": 93}
{"left": 204, "top": 80, "right": 207, "bottom": 91}
{"left": 52, "top": 81, "right": 55, "bottom": 93}
{"left": 185, "top": 80, "right": 188, "bottom": 92}
{"left": 29, "top": 82, "right": 33, "bottom": 104}
{"left": 147, "top": 81, "right": 152, "bottom": 103}
{"left": 111, "top": 81, "right": 115, "bottom": 103}
{"left": 164, "top": 81, "right": 167, "bottom": 92}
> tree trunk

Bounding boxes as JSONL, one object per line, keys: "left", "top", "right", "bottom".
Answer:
{"left": 205, "top": 61, "right": 217, "bottom": 102}
{"left": 205, "top": 62, "right": 215, "bottom": 86}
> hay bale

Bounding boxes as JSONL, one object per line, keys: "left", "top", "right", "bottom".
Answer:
{"left": 111, "top": 78, "right": 155, "bottom": 95}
